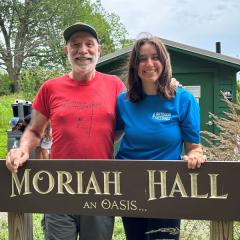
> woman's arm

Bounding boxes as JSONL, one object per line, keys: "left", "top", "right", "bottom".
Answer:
{"left": 183, "top": 142, "right": 207, "bottom": 169}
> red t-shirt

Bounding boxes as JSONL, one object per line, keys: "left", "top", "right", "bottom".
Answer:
{"left": 33, "top": 72, "right": 126, "bottom": 160}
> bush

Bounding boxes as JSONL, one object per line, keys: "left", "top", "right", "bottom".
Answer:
{"left": 201, "top": 94, "right": 240, "bottom": 161}
{"left": 0, "top": 73, "right": 13, "bottom": 96}
{"left": 237, "top": 80, "right": 240, "bottom": 103}
{"left": 0, "top": 218, "right": 8, "bottom": 240}
{"left": 20, "top": 67, "right": 65, "bottom": 100}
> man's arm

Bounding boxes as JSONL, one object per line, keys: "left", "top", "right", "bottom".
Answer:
{"left": 6, "top": 110, "right": 48, "bottom": 173}
{"left": 170, "top": 78, "right": 183, "bottom": 89}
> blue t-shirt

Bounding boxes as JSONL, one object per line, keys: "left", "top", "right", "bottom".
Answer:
{"left": 116, "top": 87, "right": 200, "bottom": 160}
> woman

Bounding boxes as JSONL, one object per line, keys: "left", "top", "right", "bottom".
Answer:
{"left": 116, "top": 37, "right": 206, "bottom": 240}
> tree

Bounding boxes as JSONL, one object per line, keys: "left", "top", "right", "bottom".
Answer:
{"left": 0, "top": 0, "right": 128, "bottom": 92}
{"left": 0, "top": 71, "right": 12, "bottom": 95}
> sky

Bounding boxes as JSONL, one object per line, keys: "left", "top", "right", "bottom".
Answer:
{"left": 100, "top": 0, "right": 240, "bottom": 59}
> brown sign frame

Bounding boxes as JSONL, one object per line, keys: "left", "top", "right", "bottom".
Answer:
{"left": 0, "top": 160, "right": 240, "bottom": 220}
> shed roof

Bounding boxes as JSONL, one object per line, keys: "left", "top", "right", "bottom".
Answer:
{"left": 98, "top": 38, "right": 240, "bottom": 70}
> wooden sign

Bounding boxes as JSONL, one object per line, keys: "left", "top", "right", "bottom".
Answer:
{"left": 0, "top": 160, "right": 240, "bottom": 220}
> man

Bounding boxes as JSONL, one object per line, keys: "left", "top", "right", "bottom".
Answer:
{"left": 6, "top": 22, "right": 125, "bottom": 240}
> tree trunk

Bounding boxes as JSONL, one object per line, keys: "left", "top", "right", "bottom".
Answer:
{"left": 8, "top": 68, "right": 21, "bottom": 92}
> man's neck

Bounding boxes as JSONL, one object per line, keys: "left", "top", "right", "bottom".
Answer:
{"left": 69, "top": 70, "right": 96, "bottom": 82}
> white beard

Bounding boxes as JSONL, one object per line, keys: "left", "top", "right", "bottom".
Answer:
{"left": 68, "top": 54, "right": 99, "bottom": 74}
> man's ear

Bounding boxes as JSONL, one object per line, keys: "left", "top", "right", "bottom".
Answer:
{"left": 98, "top": 45, "right": 102, "bottom": 58}
{"left": 64, "top": 46, "right": 68, "bottom": 55}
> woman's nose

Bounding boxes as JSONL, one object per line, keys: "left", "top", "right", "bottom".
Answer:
{"left": 146, "top": 57, "right": 154, "bottom": 65}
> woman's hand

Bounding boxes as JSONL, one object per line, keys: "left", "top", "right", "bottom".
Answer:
{"left": 183, "top": 142, "right": 207, "bottom": 169}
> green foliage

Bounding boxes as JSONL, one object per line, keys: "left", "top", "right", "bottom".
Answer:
{"left": 33, "top": 214, "right": 44, "bottom": 240}
{"left": 0, "top": 0, "right": 128, "bottom": 92}
{"left": 47, "top": 0, "right": 129, "bottom": 56}
{"left": 234, "top": 221, "right": 240, "bottom": 239}
{"left": 0, "top": 133, "right": 7, "bottom": 159}
{"left": 19, "top": 67, "right": 66, "bottom": 100}
{"left": 0, "top": 217, "right": 8, "bottom": 240}
{"left": 113, "top": 217, "right": 125, "bottom": 239}
{"left": 237, "top": 80, "right": 240, "bottom": 103}
{"left": 0, "top": 72, "right": 13, "bottom": 96}
{"left": 86, "top": 1, "right": 129, "bottom": 54}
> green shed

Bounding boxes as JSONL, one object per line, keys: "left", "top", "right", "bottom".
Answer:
{"left": 97, "top": 38, "right": 240, "bottom": 133}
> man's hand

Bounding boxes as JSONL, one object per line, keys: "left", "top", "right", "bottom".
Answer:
{"left": 6, "top": 110, "right": 49, "bottom": 173}
{"left": 170, "top": 78, "right": 183, "bottom": 89}
{"left": 6, "top": 148, "right": 29, "bottom": 173}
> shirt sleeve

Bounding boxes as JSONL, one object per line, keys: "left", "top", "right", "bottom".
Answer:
{"left": 32, "top": 81, "right": 50, "bottom": 118}
{"left": 115, "top": 93, "right": 125, "bottom": 131}
{"left": 116, "top": 76, "right": 127, "bottom": 96}
{"left": 179, "top": 90, "right": 200, "bottom": 144}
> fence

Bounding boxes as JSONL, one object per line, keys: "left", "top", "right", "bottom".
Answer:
{"left": 0, "top": 160, "right": 239, "bottom": 240}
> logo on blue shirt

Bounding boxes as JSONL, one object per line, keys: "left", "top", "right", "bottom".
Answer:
{"left": 152, "top": 112, "right": 171, "bottom": 121}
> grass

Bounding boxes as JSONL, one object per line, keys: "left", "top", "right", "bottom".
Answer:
{"left": 0, "top": 218, "right": 8, "bottom": 240}
{"left": 113, "top": 217, "right": 126, "bottom": 239}
{"left": 33, "top": 214, "right": 44, "bottom": 240}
